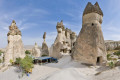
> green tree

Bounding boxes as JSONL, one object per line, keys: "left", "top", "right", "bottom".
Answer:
{"left": 25, "top": 50, "right": 31, "bottom": 55}
{"left": 20, "top": 55, "right": 33, "bottom": 72}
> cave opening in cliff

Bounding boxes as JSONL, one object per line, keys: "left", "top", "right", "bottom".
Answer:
{"left": 97, "top": 57, "right": 101, "bottom": 65}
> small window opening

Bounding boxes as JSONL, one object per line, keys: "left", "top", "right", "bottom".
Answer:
{"left": 97, "top": 57, "right": 100, "bottom": 63}
{"left": 92, "top": 23, "right": 94, "bottom": 26}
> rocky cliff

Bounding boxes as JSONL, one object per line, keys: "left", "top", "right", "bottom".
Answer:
{"left": 105, "top": 40, "right": 120, "bottom": 51}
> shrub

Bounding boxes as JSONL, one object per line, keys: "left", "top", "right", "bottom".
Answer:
{"left": 9, "top": 59, "right": 14, "bottom": 65}
{"left": 107, "top": 54, "right": 112, "bottom": 60}
{"left": 0, "top": 59, "right": 2, "bottom": 63}
{"left": 15, "top": 57, "right": 22, "bottom": 65}
{"left": 25, "top": 50, "right": 31, "bottom": 55}
{"left": 20, "top": 55, "right": 33, "bottom": 72}
{"left": 114, "top": 51, "right": 120, "bottom": 56}
{"left": 109, "top": 61, "right": 115, "bottom": 68}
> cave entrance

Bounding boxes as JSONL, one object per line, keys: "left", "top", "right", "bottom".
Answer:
{"left": 97, "top": 56, "right": 102, "bottom": 65}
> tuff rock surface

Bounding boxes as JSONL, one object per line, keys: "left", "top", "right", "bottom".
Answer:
{"left": 41, "top": 32, "right": 49, "bottom": 56}
{"left": 72, "top": 2, "right": 107, "bottom": 65}
{"left": 50, "top": 20, "right": 77, "bottom": 59}
{"left": 32, "top": 43, "right": 41, "bottom": 57}
{"left": 4, "top": 20, "right": 25, "bottom": 65}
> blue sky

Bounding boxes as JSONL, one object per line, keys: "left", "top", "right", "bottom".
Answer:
{"left": 0, "top": 0, "right": 120, "bottom": 48}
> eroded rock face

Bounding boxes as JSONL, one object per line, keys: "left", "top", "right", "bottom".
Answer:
{"left": 71, "top": 32, "right": 77, "bottom": 48}
{"left": 4, "top": 20, "right": 25, "bottom": 65}
{"left": 105, "top": 40, "right": 120, "bottom": 51}
{"left": 72, "top": 2, "right": 106, "bottom": 65}
{"left": 7, "top": 20, "right": 21, "bottom": 36}
{"left": 32, "top": 43, "right": 41, "bottom": 57}
{"left": 50, "top": 42, "right": 63, "bottom": 59}
{"left": 50, "top": 20, "right": 77, "bottom": 59}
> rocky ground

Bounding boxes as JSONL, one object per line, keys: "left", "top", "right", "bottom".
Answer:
{"left": 0, "top": 55, "right": 120, "bottom": 80}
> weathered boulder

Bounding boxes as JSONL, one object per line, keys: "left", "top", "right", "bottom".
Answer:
{"left": 72, "top": 2, "right": 107, "bottom": 65}
{"left": 32, "top": 43, "right": 41, "bottom": 57}
{"left": 4, "top": 20, "right": 25, "bottom": 65}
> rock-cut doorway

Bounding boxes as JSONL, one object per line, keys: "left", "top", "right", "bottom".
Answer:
{"left": 97, "top": 56, "right": 102, "bottom": 65}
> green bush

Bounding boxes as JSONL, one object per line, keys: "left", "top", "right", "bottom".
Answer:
{"left": 15, "top": 57, "right": 22, "bottom": 65}
{"left": 9, "top": 59, "right": 14, "bottom": 65}
{"left": 0, "top": 59, "right": 2, "bottom": 63}
{"left": 20, "top": 55, "right": 33, "bottom": 72}
{"left": 107, "top": 54, "right": 112, "bottom": 60}
{"left": 114, "top": 51, "right": 120, "bottom": 56}
{"left": 109, "top": 61, "right": 115, "bottom": 68}
{"left": 25, "top": 50, "right": 31, "bottom": 54}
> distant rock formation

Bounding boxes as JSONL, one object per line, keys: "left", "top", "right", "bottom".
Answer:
{"left": 41, "top": 32, "right": 49, "bottom": 56}
{"left": 32, "top": 43, "right": 41, "bottom": 57}
{"left": 50, "top": 20, "right": 77, "bottom": 59}
{"left": 43, "top": 32, "right": 46, "bottom": 42}
{"left": 72, "top": 2, "right": 106, "bottom": 65}
{"left": 105, "top": 40, "right": 120, "bottom": 51}
{"left": 4, "top": 20, "right": 25, "bottom": 65}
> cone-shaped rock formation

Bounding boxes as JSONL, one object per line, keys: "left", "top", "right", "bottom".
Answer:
{"left": 4, "top": 20, "right": 25, "bottom": 65}
{"left": 72, "top": 2, "right": 106, "bottom": 65}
